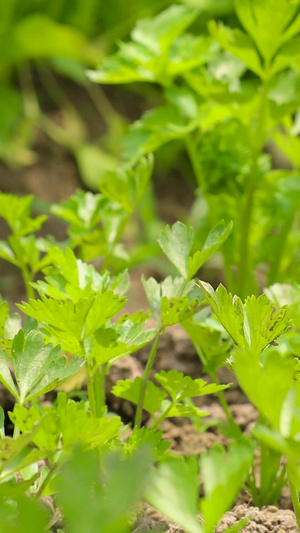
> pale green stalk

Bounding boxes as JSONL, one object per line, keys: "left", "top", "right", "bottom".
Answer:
{"left": 135, "top": 335, "right": 160, "bottom": 428}
{"left": 237, "top": 77, "right": 269, "bottom": 298}
{"left": 288, "top": 462, "right": 300, "bottom": 531}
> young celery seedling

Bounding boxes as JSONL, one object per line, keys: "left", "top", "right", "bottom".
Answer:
{"left": 0, "top": 193, "right": 50, "bottom": 300}
{"left": 200, "top": 281, "right": 293, "bottom": 509}
{"left": 115, "top": 219, "right": 232, "bottom": 428}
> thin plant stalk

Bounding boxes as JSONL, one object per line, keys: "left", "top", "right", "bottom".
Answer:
{"left": 13, "top": 424, "right": 20, "bottom": 440}
{"left": 86, "top": 359, "right": 97, "bottom": 418}
{"left": 223, "top": 253, "right": 236, "bottom": 294}
{"left": 267, "top": 213, "right": 294, "bottom": 285}
{"left": 288, "top": 461, "right": 300, "bottom": 531}
{"left": 194, "top": 342, "right": 236, "bottom": 428}
{"left": 93, "top": 364, "right": 109, "bottom": 418}
{"left": 260, "top": 442, "right": 270, "bottom": 506}
{"left": 87, "top": 82, "right": 125, "bottom": 137}
{"left": 247, "top": 465, "right": 259, "bottom": 506}
{"left": 20, "top": 263, "right": 35, "bottom": 301}
{"left": 268, "top": 465, "right": 287, "bottom": 506}
{"left": 35, "top": 463, "right": 58, "bottom": 500}
{"left": 153, "top": 398, "right": 177, "bottom": 430}
{"left": 185, "top": 133, "right": 205, "bottom": 190}
{"left": 80, "top": 340, "right": 97, "bottom": 418}
{"left": 237, "top": 77, "right": 269, "bottom": 298}
{"left": 81, "top": 339, "right": 108, "bottom": 418}
{"left": 211, "top": 370, "right": 239, "bottom": 431}
{"left": 100, "top": 211, "right": 131, "bottom": 273}
{"left": 135, "top": 334, "right": 160, "bottom": 428}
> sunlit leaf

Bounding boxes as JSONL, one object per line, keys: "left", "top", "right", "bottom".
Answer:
{"left": 146, "top": 455, "right": 202, "bottom": 533}
{"left": 209, "top": 21, "right": 263, "bottom": 78}
{"left": 155, "top": 369, "right": 228, "bottom": 401}
{"left": 112, "top": 377, "right": 167, "bottom": 415}
{"left": 199, "top": 282, "right": 290, "bottom": 355}
{"left": 200, "top": 440, "right": 254, "bottom": 533}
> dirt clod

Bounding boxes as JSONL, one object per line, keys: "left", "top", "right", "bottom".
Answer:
{"left": 216, "top": 504, "right": 297, "bottom": 533}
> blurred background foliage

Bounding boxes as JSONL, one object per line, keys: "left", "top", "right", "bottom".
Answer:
{"left": 0, "top": 0, "right": 234, "bottom": 182}
{"left": 3, "top": 0, "right": 300, "bottom": 301}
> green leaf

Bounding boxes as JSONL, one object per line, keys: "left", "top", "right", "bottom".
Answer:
{"left": 10, "top": 406, "right": 59, "bottom": 451}
{"left": 99, "top": 155, "right": 153, "bottom": 212}
{"left": 123, "top": 105, "right": 197, "bottom": 164}
{"left": 142, "top": 276, "right": 204, "bottom": 328}
{"left": 165, "top": 85, "right": 200, "bottom": 119}
{"left": 199, "top": 282, "right": 290, "bottom": 356}
{"left": 161, "top": 295, "right": 203, "bottom": 328}
{"left": 168, "top": 35, "right": 219, "bottom": 77}
{"left": 88, "top": 5, "right": 199, "bottom": 85}
{"left": 10, "top": 397, "right": 122, "bottom": 453}
{"left": 51, "top": 189, "right": 107, "bottom": 229}
{"left": 75, "top": 144, "right": 118, "bottom": 190}
{"left": 18, "top": 292, "right": 126, "bottom": 352}
{"left": 0, "top": 83, "right": 21, "bottom": 153}
{"left": 189, "top": 0, "right": 234, "bottom": 15}
{"left": 233, "top": 349, "right": 295, "bottom": 429}
{"left": 12, "top": 330, "right": 59, "bottom": 403}
{"left": 0, "top": 241, "right": 18, "bottom": 266}
{"left": 91, "top": 319, "right": 155, "bottom": 364}
{"left": 0, "top": 484, "right": 49, "bottom": 531}
{"left": 33, "top": 247, "right": 129, "bottom": 302}
{"left": 0, "top": 430, "right": 43, "bottom": 481}
{"left": 8, "top": 330, "right": 83, "bottom": 404}
{"left": 0, "top": 301, "right": 9, "bottom": 339}
{"left": 12, "top": 14, "right": 97, "bottom": 64}
{"left": 84, "top": 291, "right": 126, "bottom": 338}
{"left": 0, "top": 193, "right": 46, "bottom": 236}
{"left": 209, "top": 21, "right": 263, "bottom": 77}
{"left": 51, "top": 190, "right": 119, "bottom": 263}
{"left": 200, "top": 441, "right": 254, "bottom": 533}
{"left": 252, "top": 424, "right": 300, "bottom": 462}
{"left": 32, "top": 247, "right": 100, "bottom": 302}
{"left": 234, "top": 0, "right": 299, "bottom": 62}
{"left": 158, "top": 220, "right": 232, "bottom": 280}
{"left": 158, "top": 221, "right": 194, "bottom": 278}
{"left": 268, "top": 70, "right": 300, "bottom": 109}
{"left": 142, "top": 275, "right": 190, "bottom": 321}
{"left": 208, "top": 50, "right": 247, "bottom": 85}
{"left": 57, "top": 446, "right": 151, "bottom": 533}
{"left": 0, "top": 351, "right": 18, "bottom": 398}
{"left": 146, "top": 455, "right": 202, "bottom": 533}
{"left": 123, "top": 427, "right": 170, "bottom": 460}
{"left": 188, "top": 220, "right": 233, "bottom": 278}
{"left": 112, "top": 377, "right": 167, "bottom": 416}
{"left": 18, "top": 297, "right": 92, "bottom": 353}
{"left": 0, "top": 407, "right": 4, "bottom": 438}
{"left": 264, "top": 283, "right": 300, "bottom": 327}
{"left": 8, "top": 234, "right": 50, "bottom": 276}
{"left": 88, "top": 48, "right": 156, "bottom": 85}
{"left": 57, "top": 399, "right": 122, "bottom": 451}
{"left": 162, "top": 401, "right": 209, "bottom": 419}
{"left": 155, "top": 369, "right": 228, "bottom": 401}
{"left": 132, "top": 5, "right": 199, "bottom": 56}
{"left": 27, "top": 356, "right": 83, "bottom": 403}
{"left": 243, "top": 294, "right": 291, "bottom": 355}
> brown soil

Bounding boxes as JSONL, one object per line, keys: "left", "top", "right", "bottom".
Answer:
{"left": 216, "top": 504, "right": 297, "bottom": 533}
{"left": 134, "top": 503, "right": 298, "bottom": 533}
